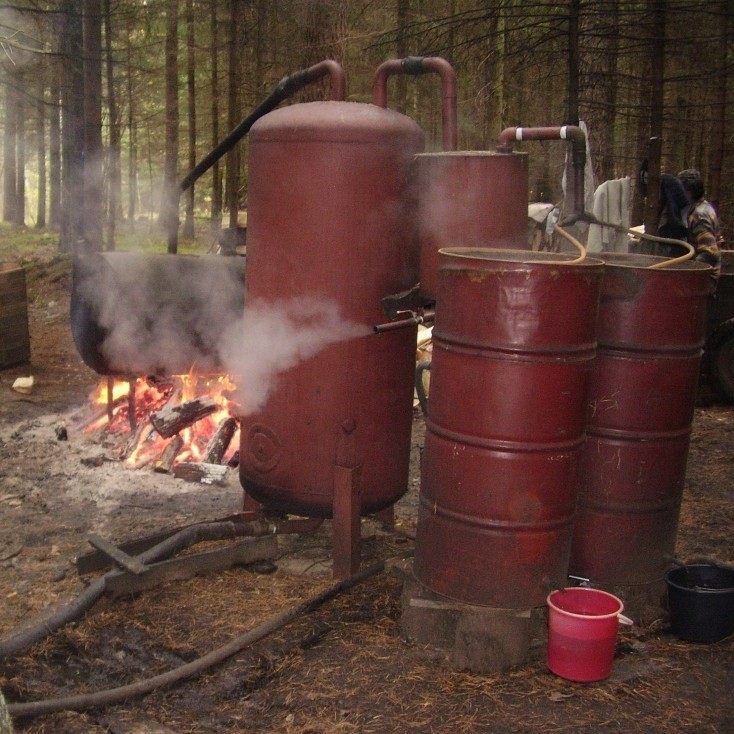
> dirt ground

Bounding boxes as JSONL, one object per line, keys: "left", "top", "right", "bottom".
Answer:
{"left": 0, "top": 248, "right": 732, "bottom": 733}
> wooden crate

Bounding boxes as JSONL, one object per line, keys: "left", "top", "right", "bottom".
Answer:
{"left": 0, "top": 263, "right": 30, "bottom": 369}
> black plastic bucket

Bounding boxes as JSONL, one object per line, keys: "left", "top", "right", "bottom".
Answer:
{"left": 665, "top": 564, "right": 734, "bottom": 642}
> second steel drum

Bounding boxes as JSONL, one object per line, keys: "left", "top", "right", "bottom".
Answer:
{"left": 570, "top": 254, "right": 713, "bottom": 586}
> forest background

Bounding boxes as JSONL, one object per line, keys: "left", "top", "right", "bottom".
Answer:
{"left": 1, "top": 0, "right": 732, "bottom": 254}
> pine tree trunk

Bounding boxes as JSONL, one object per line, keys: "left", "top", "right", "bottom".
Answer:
{"left": 15, "top": 92, "right": 25, "bottom": 226}
{"left": 210, "top": 0, "right": 222, "bottom": 237}
{"left": 83, "top": 0, "right": 104, "bottom": 252}
{"left": 49, "top": 70, "right": 61, "bottom": 230}
{"left": 183, "top": 0, "right": 196, "bottom": 240}
{"left": 3, "top": 82, "right": 18, "bottom": 223}
{"left": 567, "top": 0, "right": 580, "bottom": 125}
{"left": 36, "top": 77, "right": 47, "bottom": 229}
{"left": 225, "top": 0, "right": 241, "bottom": 230}
{"left": 707, "top": 0, "right": 730, "bottom": 211}
{"left": 126, "top": 21, "right": 137, "bottom": 229}
{"left": 104, "top": 0, "right": 121, "bottom": 250}
{"left": 642, "top": 0, "right": 666, "bottom": 236}
{"left": 59, "top": 1, "right": 85, "bottom": 252}
{"left": 164, "top": 0, "right": 180, "bottom": 251}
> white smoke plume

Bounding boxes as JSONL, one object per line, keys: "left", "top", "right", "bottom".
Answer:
{"left": 76, "top": 253, "right": 247, "bottom": 376}
{"left": 74, "top": 253, "right": 370, "bottom": 414}
{"left": 220, "top": 296, "right": 371, "bottom": 416}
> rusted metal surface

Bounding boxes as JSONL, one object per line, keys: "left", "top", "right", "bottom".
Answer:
{"left": 414, "top": 249, "right": 603, "bottom": 608}
{"left": 570, "top": 254, "right": 713, "bottom": 586}
{"left": 413, "top": 152, "right": 530, "bottom": 300}
{"left": 239, "top": 101, "right": 424, "bottom": 518}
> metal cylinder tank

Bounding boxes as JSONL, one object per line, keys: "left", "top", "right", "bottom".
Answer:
{"left": 414, "top": 152, "right": 530, "bottom": 301}
{"left": 238, "top": 101, "right": 424, "bottom": 517}
{"left": 413, "top": 248, "right": 604, "bottom": 608}
{"left": 569, "top": 254, "right": 713, "bottom": 586}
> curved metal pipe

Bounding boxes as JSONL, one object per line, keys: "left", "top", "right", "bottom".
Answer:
{"left": 372, "top": 56, "right": 457, "bottom": 151}
{"left": 167, "top": 59, "right": 346, "bottom": 252}
{"left": 180, "top": 59, "right": 345, "bottom": 194}
{"left": 496, "top": 125, "right": 587, "bottom": 221}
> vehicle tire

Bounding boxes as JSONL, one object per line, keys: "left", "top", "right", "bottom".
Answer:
{"left": 710, "top": 328, "right": 734, "bottom": 402}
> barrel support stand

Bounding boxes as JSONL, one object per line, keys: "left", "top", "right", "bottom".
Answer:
{"left": 332, "top": 464, "right": 363, "bottom": 580}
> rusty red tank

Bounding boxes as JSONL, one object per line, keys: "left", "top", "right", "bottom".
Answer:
{"left": 414, "top": 151, "right": 530, "bottom": 301}
{"left": 414, "top": 248, "right": 604, "bottom": 608}
{"left": 570, "top": 254, "right": 713, "bottom": 586}
{"left": 238, "top": 100, "right": 424, "bottom": 517}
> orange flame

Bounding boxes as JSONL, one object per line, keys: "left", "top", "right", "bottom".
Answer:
{"left": 84, "top": 371, "right": 240, "bottom": 469}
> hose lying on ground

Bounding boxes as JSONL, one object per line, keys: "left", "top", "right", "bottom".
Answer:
{"left": 6, "top": 556, "right": 402, "bottom": 720}
{"left": 0, "top": 520, "right": 282, "bottom": 660}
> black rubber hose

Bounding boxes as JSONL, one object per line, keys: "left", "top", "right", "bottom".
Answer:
{"left": 0, "top": 521, "right": 268, "bottom": 660}
{"left": 7, "top": 557, "right": 398, "bottom": 720}
{"left": 415, "top": 360, "right": 431, "bottom": 417}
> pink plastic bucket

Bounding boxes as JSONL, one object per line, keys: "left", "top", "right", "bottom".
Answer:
{"left": 547, "top": 587, "right": 628, "bottom": 682}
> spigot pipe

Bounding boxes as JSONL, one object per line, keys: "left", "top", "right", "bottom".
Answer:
{"left": 374, "top": 311, "right": 435, "bottom": 333}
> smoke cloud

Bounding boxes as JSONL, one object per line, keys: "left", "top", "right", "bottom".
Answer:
{"left": 220, "top": 297, "right": 371, "bottom": 416}
{"left": 75, "top": 253, "right": 369, "bottom": 414}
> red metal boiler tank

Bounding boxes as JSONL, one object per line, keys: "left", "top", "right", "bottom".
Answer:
{"left": 413, "top": 248, "right": 604, "bottom": 608}
{"left": 569, "top": 254, "right": 713, "bottom": 587}
{"left": 238, "top": 100, "right": 424, "bottom": 517}
{"left": 414, "top": 151, "right": 530, "bottom": 301}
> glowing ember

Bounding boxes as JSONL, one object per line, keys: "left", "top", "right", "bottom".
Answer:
{"left": 82, "top": 372, "right": 240, "bottom": 470}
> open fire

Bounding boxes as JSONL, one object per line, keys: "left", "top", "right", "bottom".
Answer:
{"left": 76, "top": 372, "right": 240, "bottom": 482}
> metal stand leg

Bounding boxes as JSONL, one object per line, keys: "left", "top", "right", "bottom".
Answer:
{"left": 375, "top": 505, "right": 395, "bottom": 530}
{"left": 332, "top": 465, "right": 362, "bottom": 580}
{"left": 242, "top": 490, "right": 262, "bottom": 513}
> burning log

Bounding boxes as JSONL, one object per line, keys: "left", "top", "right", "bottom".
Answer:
{"left": 150, "top": 397, "right": 218, "bottom": 439}
{"left": 127, "top": 378, "right": 137, "bottom": 430}
{"left": 120, "top": 421, "right": 155, "bottom": 461}
{"left": 153, "top": 435, "right": 185, "bottom": 474}
{"left": 201, "top": 417, "right": 238, "bottom": 464}
{"left": 172, "top": 461, "right": 229, "bottom": 485}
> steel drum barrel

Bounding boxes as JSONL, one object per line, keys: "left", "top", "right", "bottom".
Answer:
{"left": 414, "top": 248, "right": 604, "bottom": 608}
{"left": 569, "top": 254, "right": 713, "bottom": 587}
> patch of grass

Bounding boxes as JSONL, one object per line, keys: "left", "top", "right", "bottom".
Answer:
{"left": 0, "top": 220, "right": 216, "bottom": 264}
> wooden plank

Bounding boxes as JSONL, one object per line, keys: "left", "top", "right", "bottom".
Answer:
{"left": 87, "top": 534, "right": 149, "bottom": 575}
{"left": 104, "top": 535, "right": 278, "bottom": 597}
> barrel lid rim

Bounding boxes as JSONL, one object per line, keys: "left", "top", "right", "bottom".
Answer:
{"left": 438, "top": 246, "right": 604, "bottom": 267}
{"left": 414, "top": 150, "right": 529, "bottom": 159}
{"left": 598, "top": 252, "right": 713, "bottom": 272}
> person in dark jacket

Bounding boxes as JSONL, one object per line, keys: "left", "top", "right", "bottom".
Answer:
{"left": 658, "top": 173, "right": 690, "bottom": 241}
{"left": 655, "top": 172, "right": 691, "bottom": 258}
